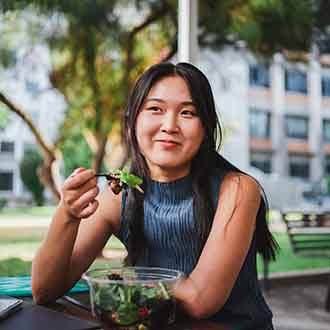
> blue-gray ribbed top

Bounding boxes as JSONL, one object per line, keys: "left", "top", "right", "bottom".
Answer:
{"left": 118, "top": 171, "right": 273, "bottom": 329}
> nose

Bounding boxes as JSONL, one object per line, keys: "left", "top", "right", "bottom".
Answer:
{"left": 160, "top": 112, "right": 179, "bottom": 133}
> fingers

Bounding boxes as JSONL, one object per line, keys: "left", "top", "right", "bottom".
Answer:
{"left": 61, "top": 168, "right": 100, "bottom": 220}
{"left": 79, "top": 200, "right": 99, "bottom": 219}
{"left": 64, "top": 168, "right": 96, "bottom": 189}
{"left": 71, "top": 186, "right": 100, "bottom": 215}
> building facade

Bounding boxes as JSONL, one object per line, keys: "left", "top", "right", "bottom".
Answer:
{"left": 248, "top": 53, "right": 330, "bottom": 183}
{"left": 199, "top": 47, "right": 330, "bottom": 184}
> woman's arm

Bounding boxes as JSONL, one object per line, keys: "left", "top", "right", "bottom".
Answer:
{"left": 174, "top": 172, "right": 261, "bottom": 319}
{"left": 31, "top": 168, "right": 121, "bottom": 304}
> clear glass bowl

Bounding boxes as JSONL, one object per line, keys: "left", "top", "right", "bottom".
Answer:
{"left": 82, "top": 266, "right": 183, "bottom": 330}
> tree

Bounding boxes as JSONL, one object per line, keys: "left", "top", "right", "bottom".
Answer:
{"left": 1, "top": 0, "right": 329, "bottom": 201}
{"left": 20, "top": 148, "right": 45, "bottom": 206}
{"left": 0, "top": 0, "right": 177, "bottom": 200}
{"left": 60, "top": 127, "right": 93, "bottom": 178}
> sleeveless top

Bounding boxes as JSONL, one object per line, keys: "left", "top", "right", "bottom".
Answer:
{"left": 117, "top": 170, "right": 273, "bottom": 329}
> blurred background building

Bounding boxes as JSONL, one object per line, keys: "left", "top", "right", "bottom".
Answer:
{"left": 0, "top": 44, "right": 65, "bottom": 202}
{"left": 198, "top": 46, "right": 330, "bottom": 208}
{"left": 2, "top": 43, "right": 330, "bottom": 208}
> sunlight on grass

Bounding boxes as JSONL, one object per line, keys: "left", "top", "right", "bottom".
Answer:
{"left": 0, "top": 242, "right": 41, "bottom": 260}
{"left": 0, "top": 206, "right": 55, "bottom": 218}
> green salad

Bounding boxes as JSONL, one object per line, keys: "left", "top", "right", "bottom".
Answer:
{"left": 93, "top": 273, "right": 175, "bottom": 330}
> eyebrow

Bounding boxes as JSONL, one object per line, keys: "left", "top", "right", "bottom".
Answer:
{"left": 145, "top": 97, "right": 196, "bottom": 107}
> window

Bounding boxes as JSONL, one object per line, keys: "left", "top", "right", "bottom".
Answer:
{"left": 249, "top": 64, "right": 270, "bottom": 87}
{"left": 325, "top": 156, "right": 330, "bottom": 175}
{"left": 249, "top": 109, "right": 271, "bottom": 138}
{"left": 285, "top": 115, "right": 308, "bottom": 139}
{"left": 322, "top": 76, "right": 330, "bottom": 97}
{"left": 285, "top": 68, "right": 307, "bottom": 94}
{"left": 0, "top": 141, "right": 14, "bottom": 154}
{"left": 0, "top": 172, "right": 13, "bottom": 191}
{"left": 323, "top": 119, "right": 330, "bottom": 143}
{"left": 250, "top": 152, "right": 272, "bottom": 174}
{"left": 289, "top": 155, "right": 310, "bottom": 179}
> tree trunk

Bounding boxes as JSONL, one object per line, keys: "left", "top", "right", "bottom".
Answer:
{"left": 38, "top": 153, "right": 61, "bottom": 201}
{"left": 0, "top": 92, "right": 60, "bottom": 200}
{"left": 92, "top": 136, "right": 108, "bottom": 172}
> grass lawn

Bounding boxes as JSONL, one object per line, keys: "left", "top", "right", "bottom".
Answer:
{"left": 0, "top": 206, "right": 55, "bottom": 218}
{"left": 0, "top": 232, "right": 329, "bottom": 277}
{"left": 257, "top": 233, "right": 330, "bottom": 274}
{"left": 0, "top": 207, "right": 329, "bottom": 277}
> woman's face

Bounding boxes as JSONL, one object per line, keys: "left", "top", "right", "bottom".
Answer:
{"left": 135, "top": 75, "right": 205, "bottom": 181}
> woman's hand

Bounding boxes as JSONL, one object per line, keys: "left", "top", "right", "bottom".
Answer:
{"left": 60, "top": 167, "right": 100, "bottom": 221}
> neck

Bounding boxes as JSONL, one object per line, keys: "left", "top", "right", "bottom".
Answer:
{"left": 148, "top": 164, "right": 191, "bottom": 183}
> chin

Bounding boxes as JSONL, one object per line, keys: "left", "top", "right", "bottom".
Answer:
{"left": 150, "top": 157, "right": 190, "bottom": 172}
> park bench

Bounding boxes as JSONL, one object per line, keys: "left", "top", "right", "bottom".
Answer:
{"left": 281, "top": 209, "right": 330, "bottom": 312}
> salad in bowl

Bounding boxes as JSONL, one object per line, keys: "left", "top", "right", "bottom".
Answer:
{"left": 82, "top": 266, "right": 183, "bottom": 330}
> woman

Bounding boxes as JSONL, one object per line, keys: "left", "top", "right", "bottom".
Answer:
{"left": 32, "top": 62, "right": 277, "bottom": 329}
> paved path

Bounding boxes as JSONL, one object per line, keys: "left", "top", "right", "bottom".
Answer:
{"left": 265, "top": 279, "right": 330, "bottom": 330}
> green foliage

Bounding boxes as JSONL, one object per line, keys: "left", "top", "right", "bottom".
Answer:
{"left": 0, "top": 198, "right": 7, "bottom": 211}
{"left": 0, "top": 0, "right": 177, "bottom": 175}
{"left": 0, "top": 106, "right": 10, "bottom": 130}
{"left": 0, "top": 48, "right": 16, "bottom": 67}
{"left": 19, "top": 148, "right": 45, "bottom": 206}
{"left": 59, "top": 128, "right": 93, "bottom": 177}
{"left": 0, "top": 258, "right": 31, "bottom": 276}
{"left": 200, "top": 0, "right": 314, "bottom": 54}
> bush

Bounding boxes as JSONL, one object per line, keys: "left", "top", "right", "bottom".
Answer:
{"left": 0, "top": 258, "right": 31, "bottom": 276}
{"left": 0, "top": 197, "right": 7, "bottom": 211}
{"left": 19, "top": 149, "right": 45, "bottom": 206}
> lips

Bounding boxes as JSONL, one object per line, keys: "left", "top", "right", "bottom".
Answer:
{"left": 155, "top": 139, "right": 180, "bottom": 148}
{"left": 157, "top": 139, "right": 179, "bottom": 144}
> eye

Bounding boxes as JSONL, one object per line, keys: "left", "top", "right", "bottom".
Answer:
{"left": 181, "top": 109, "right": 197, "bottom": 117}
{"left": 146, "top": 106, "right": 162, "bottom": 113}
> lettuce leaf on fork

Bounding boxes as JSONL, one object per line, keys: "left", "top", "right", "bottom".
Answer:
{"left": 95, "top": 169, "right": 143, "bottom": 194}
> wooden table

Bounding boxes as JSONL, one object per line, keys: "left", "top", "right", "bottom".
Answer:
{"left": 21, "top": 293, "right": 232, "bottom": 330}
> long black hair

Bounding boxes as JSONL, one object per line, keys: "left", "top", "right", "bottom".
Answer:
{"left": 124, "top": 62, "right": 278, "bottom": 265}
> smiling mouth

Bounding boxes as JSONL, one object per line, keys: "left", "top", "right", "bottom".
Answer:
{"left": 156, "top": 140, "right": 180, "bottom": 145}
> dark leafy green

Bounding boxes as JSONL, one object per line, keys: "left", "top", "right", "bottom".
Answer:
{"left": 93, "top": 274, "right": 175, "bottom": 329}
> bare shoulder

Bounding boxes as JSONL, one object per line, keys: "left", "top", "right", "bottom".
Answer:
{"left": 220, "top": 171, "right": 261, "bottom": 201}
